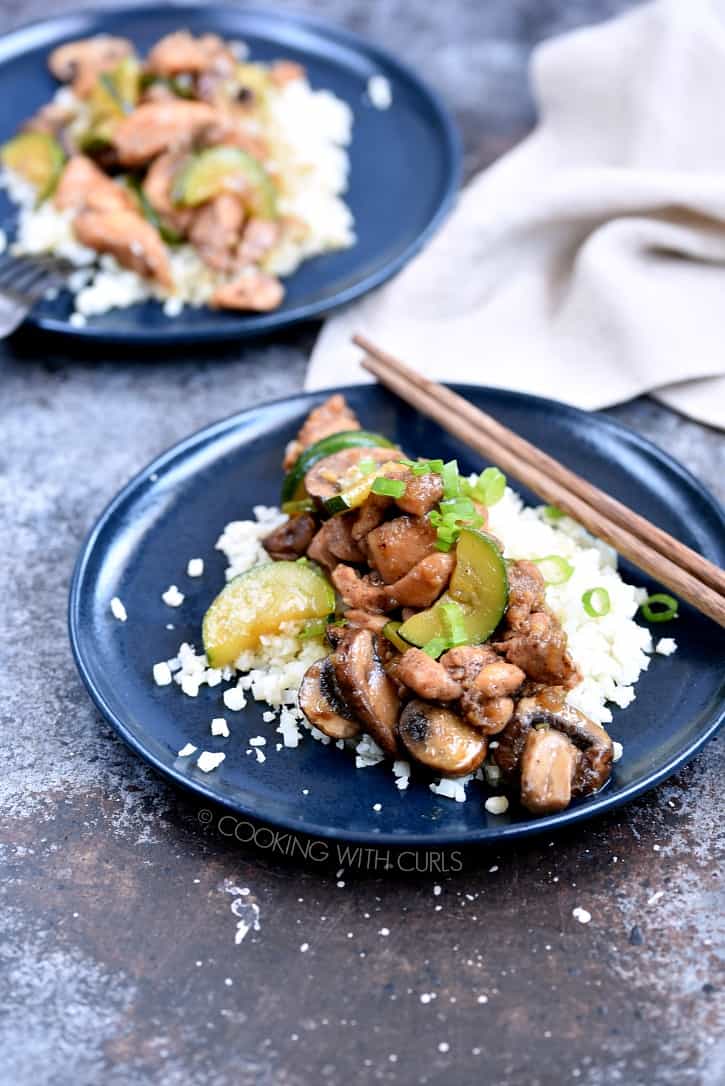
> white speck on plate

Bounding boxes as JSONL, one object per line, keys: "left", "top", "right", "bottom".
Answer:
{"left": 655, "top": 637, "right": 677, "bottom": 656}
{"left": 162, "top": 584, "right": 184, "bottom": 607}
{"left": 187, "top": 558, "right": 204, "bottom": 577}
{"left": 110, "top": 597, "right": 127, "bottom": 622}
{"left": 223, "top": 686, "right": 247, "bottom": 711}
{"left": 153, "top": 661, "right": 172, "bottom": 686}
{"left": 613, "top": 741, "right": 623, "bottom": 762}
{"left": 211, "top": 717, "right": 230, "bottom": 737}
{"left": 485, "top": 796, "right": 509, "bottom": 815}
{"left": 367, "top": 74, "right": 392, "bottom": 109}
{"left": 177, "top": 742, "right": 197, "bottom": 757}
{"left": 196, "top": 751, "right": 226, "bottom": 772}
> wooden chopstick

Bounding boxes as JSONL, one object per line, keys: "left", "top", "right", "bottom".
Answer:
{"left": 354, "top": 334, "right": 725, "bottom": 628}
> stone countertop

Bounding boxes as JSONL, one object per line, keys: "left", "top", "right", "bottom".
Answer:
{"left": 1, "top": 2, "right": 723, "bottom": 1085}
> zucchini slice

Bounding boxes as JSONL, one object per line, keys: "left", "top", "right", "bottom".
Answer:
{"left": 172, "top": 146, "right": 278, "bottom": 218}
{"left": 398, "top": 529, "right": 508, "bottom": 651}
{"left": 202, "top": 560, "right": 335, "bottom": 668}
{"left": 0, "top": 132, "right": 65, "bottom": 202}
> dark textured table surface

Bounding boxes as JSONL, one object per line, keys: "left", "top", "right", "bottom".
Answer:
{"left": 1, "top": 2, "right": 723, "bottom": 1085}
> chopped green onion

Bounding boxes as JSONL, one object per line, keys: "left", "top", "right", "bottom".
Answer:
{"left": 440, "top": 601, "right": 468, "bottom": 647}
{"left": 441, "top": 460, "right": 461, "bottom": 499}
{"left": 542, "top": 505, "right": 564, "bottom": 521}
{"left": 356, "top": 458, "right": 377, "bottom": 476}
{"left": 534, "top": 555, "right": 574, "bottom": 585}
{"left": 397, "top": 459, "right": 417, "bottom": 468}
{"left": 299, "top": 618, "right": 329, "bottom": 640}
{"left": 281, "top": 498, "right": 316, "bottom": 514}
{"left": 582, "top": 587, "right": 611, "bottom": 618}
{"left": 464, "top": 466, "right": 506, "bottom": 506}
{"left": 421, "top": 636, "right": 449, "bottom": 659}
{"left": 640, "top": 593, "right": 679, "bottom": 623}
{"left": 371, "top": 477, "right": 407, "bottom": 498}
{"left": 411, "top": 458, "right": 444, "bottom": 476}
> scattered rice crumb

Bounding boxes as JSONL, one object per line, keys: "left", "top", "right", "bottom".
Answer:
{"left": 613, "top": 741, "right": 624, "bottom": 762}
{"left": 110, "top": 597, "right": 127, "bottom": 622}
{"left": 153, "top": 661, "right": 173, "bottom": 686}
{"left": 196, "top": 751, "right": 226, "bottom": 772}
{"left": 187, "top": 557, "right": 204, "bottom": 577}
{"left": 177, "top": 743, "right": 197, "bottom": 757}
{"left": 572, "top": 907, "right": 592, "bottom": 924}
{"left": 372, "top": 803, "right": 382, "bottom": 812}
{"left": 254, "top": 748, "right": 266, "bottom": 764}
{"left": 249, "top": 736, "right": 266, "bottom": 746}
{"left": 485, "top": 796, "right": 509, "bottom": 816}
{"left": 162, "top": 584, "right": 185, "bottom": 607}
{"left": 655, "top": 637, "right": 677, "bottom": 656}
{"left": 223, "top": 686, "right": 247, "bottom": 711}
{"left": 211, "top": 717, "right": 230, "bottom": 737}
{"left": 69, "top": 312, "right": 87, "bottom": 327}
{"left": 368, "top": 74, "right": 393, "bottom": 109}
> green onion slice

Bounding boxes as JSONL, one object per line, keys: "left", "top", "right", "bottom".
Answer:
{"left": 371, "top": 477, "right": 406, "bottom": 498}
{"left": 542, "top": 505, "right": 564, "bottom": 521}
{"left": 534, "top": 555, "right": 574, "bottom": 585}
{"left": 441, "top": 460, "right": 461, "bottom": 499}
{"left": 281, "top": 498, "right": 316, "bottom": 514}
{"left": 639, "top": 593, "right": 679, "bottom": 623}
{"left": 299, "top": 618, "right": 329, "bottom": 640}
{"left": 582, "top": 587, "right": 611, "bottom": 618}
{"left": 463, "top": 466, "right": 507, "bottom": 506}
{"left": 356, "top": 458, "right": 377, "bottom": 476}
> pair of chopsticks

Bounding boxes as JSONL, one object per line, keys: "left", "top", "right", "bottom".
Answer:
{"left": 354, "top": 334, "right": 725, "bottom": 628}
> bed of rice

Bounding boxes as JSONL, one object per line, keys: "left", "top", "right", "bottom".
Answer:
{"left": 0, "top": 73, "right": 354, "bottom": 323}
{"left": 155, "top": 488, "right": 675, "bottom": 805}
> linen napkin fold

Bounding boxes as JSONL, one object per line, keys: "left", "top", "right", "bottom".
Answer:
{"left": 307, "top": 0, "right": 725, "bottom": 430}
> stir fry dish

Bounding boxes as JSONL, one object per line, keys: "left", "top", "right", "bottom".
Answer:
{"left": 200, "top": 395, "right": 618, "bottom": 817}
{"left": 0, "top": 31, "right": 354, "bottom": 318}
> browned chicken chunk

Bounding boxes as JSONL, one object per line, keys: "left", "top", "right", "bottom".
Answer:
{"left": 73, "top": 209, "right": 173, "bottom": 286}
{"left": 505, "top": 560, "right": 547, "bottom": 629}
{"left": 189, "top": 193, "right": 246, "bottom": 273}
{"left": 142, "top": 150, "right": 194, "bottom": 235}
{"left": 332, "top": 551, "right": 454, "bottom": 612}
{"left": 283, "top": 395, "right": 360, "bottom": 470}
{"left": 113, "top": 101, "right": 218, "bottom": 166}
{"left": 211, "top": 270, "right": 284, "bottom": 311}
{"left": 306, "top": 515, "right": 366, "bottom": 570}
{"left": 494, "top": 610, "right": 580, "bottom": 688}
{"left": 238, "top": 218, "right": 282, "bottom": 266}
{"left": 147, "top": 31, "right": 235, "bottom": 77}
{"left": 54, "top": 155, "right": 135, "bottom": 213}
{"left": 365, "top": 516, "right": 437, "bottom": 584}
{"left": 389, "top": 648, "right": 463, "bottom": 702}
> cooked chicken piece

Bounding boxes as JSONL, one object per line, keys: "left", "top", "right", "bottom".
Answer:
{"left": 505, "top": 560, "right": 547, "bottom": 630}
{"left": 113, "top": 101, "right": 218, "bottom": 166}
{"left": 142, "top": 151, "right": 194, "bottom": 234}
{"left": 473, "top": 660, "right": 526, "bottom": 699}
{"left": 519, "top": 728, "right": 579, "bottom": 815}
{"left": 49, "top": 35, "right": 133, "bottom": 97}
{"left": 73, "top": 209, "right": 173, "bottom": 287}
{"left": 494, "top": 694, "right": 613, "bottom": 801}
{"left": 332, "top": 628, "right": 400, "bottom": 755}
{"left": 386, "top": 551, "right": 455, "bottom": 609}
{"left": 350, "top": 495, "right": 390, "bottom": 542}
{"left": 494, "top": 610, "right": 580, "bottom": 688}
{"left": 237, "top": 217, "right": 281, "bottom": 266}
{"left": 195, "top": 115, "right": 270, "bottom": 161}
{"left": 262, "top": 513, "right": 317, "bottom": 561}
{"left": 147, "top": 31, "right": 235, "bottom": 77}
{"left": 211, "top": 269, "right": 284, "bottom": 311}
{"left": 440, "top": 645, "right": 499, "bottom": 686}
{"left": 304, "top": 447, "right": 395, "bottom": 503}
{"left": 331, "top": 566, "right": 394, "bottom": 612}
{"left": 283, "top": 395, "right": 360, "bottom": 470}
{"left": 399, "top": 701, "right": 487, "bottom": 777}
{"left": 299, "top": 657, "right": 360, "bottom": 740}
{"left": 306, "top": 516, "right": 366, "bottom": 570}
{"left": 332, "top": 551, "right": 454, "bottom": 613}
{"left": 54, "top": 155, "right": 135, "bottom": 213}
{"left": 394, "top": 470, "right": 444, "bottom": 517}
{"left": 189, "top": 193, "right": 245, "bottom": 272}
{"left": 269, "top": 60, "right": 306, "bottom": 86}
{"left": 343, "top": 610, "right": 389, "bottom": 634}
{"left": 460, "top": 692, "right": 516, "bottom": 735}
{"left": 365, "top": 516, "right": 437, "bottom": 584}
{"left": 389, "top": 648, "right": 463, "bottom": 702}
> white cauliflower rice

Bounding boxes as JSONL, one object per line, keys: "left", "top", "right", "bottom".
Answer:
{"left": 1, "top": 73, "right": 354, "bottom": 322}
{"left": 156, "top": 490, "right": 673, "bottom": 805}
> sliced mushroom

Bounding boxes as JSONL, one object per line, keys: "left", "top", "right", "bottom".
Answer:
{"left": 304, "top": 447, "right": 396, "bottom": 503}
{"left": 306, "top": 515, "right": 366, "bottom": 569}
{"left": 519, "top": 727, "right": 579, "bottom": 814}
{"left": 461, "top": 693, "right": 515, "bottom": 735}
{"left": 49, "top": 36, "right": 133, "bottom": 96}
{"left": 389, "top": 648, "right": 463, "bottom": 702}
{"left": 299, "top": 657, "right": 360, "bottom": 740}
{"left": 262, "top": 513, "right": 317, "bottom": 561}
{"left": 332, "top": 628, "right": 400, "bottom": 755}
{"left": 399, "top": 701, "right": 487, "bottom": 777}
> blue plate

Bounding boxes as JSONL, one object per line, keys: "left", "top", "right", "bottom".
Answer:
{"left": 0, "top": 5, "right": 460, "bottom": 343}
{"left": 69, "top": 386, "right": 725, "bottom": 846}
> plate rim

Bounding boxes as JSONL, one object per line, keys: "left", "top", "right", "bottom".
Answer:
{"left": 68, "top": 383, "right": 725, "bottom": 846}
{"left": 0, "top": 2, "right": 462, "bottom": 344}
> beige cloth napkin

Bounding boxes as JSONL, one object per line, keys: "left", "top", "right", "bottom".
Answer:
{"left": 307, "top": 0, "right": 725, "bottom": 431}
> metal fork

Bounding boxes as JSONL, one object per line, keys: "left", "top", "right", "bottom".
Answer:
{"left": 0, "top": 252, "right": 71, "bottom": 337}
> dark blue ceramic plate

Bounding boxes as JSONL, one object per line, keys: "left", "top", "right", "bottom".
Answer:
{"left": 69, "top": 386, "right": 725, "bottom": 846}
{"left": 0, "top": 5, "right": 460, "bottom": 343}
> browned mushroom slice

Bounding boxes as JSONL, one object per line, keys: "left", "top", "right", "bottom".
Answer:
{"left": 307, "top": 515, "right": 366, "bottom": 568}
{"left": 389, "top": 648, "right": 463, "bottom": 702}
{"left": 49, "top": 36, "right": 133, "bottom": 96}
{"left": 399, "top": 701, "right": 487, "bottom": 777}
{"left": 304, "top": 446, "right": 396, "bottom": 503}
{"left": 332, "top": 628, "right": 400, "bottom": 755}
{"left": 519, "top": 727, "right": 579, "bottom": 814}
{"left": 299, "top": 657, "right": 360, "bottom": 740}
{"left": 262, "top": 513, "right": 317, "bottom": 561}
